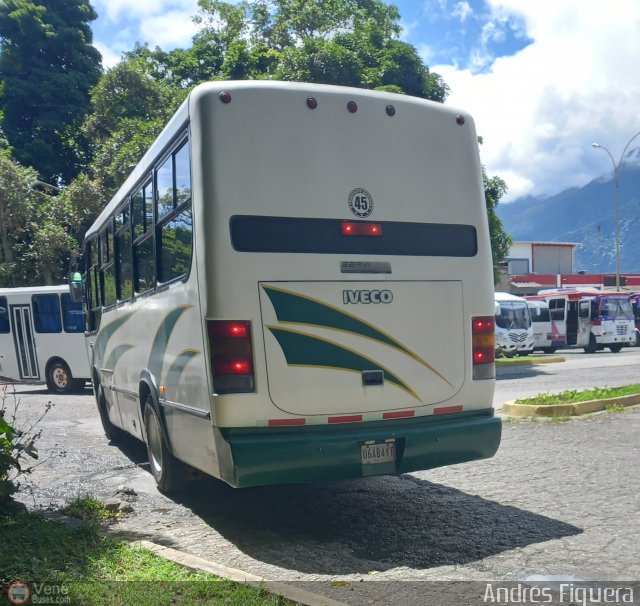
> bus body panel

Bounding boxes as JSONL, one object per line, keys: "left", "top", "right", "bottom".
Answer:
{"left": 258, "top": 280, "right": 465, "bottom": 415}
{"left": 83, "top": 81, "right": 499, "bottom": 489}
{"left": 0, "top": 285, "right": 89, "bottom": 390}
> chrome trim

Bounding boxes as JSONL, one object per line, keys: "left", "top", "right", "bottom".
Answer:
{"left": 160, "top": 399, "right": 211, "bottom": 420}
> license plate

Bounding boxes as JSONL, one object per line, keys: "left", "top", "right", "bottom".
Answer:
{"left": 361, "top": 441, "right": 396, "bottom": 465}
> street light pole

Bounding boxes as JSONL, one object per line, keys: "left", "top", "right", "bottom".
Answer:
{"left": 592, "top": 129, "right": 640, "bottom": 291}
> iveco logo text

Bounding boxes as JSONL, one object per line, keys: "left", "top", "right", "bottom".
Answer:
{"left": 343, "top": 290, "right": 393, "bottom": 304}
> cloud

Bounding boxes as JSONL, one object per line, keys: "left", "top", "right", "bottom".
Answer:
{"left": 93, "top": 0, "right": 198, "bottom": 23}
{"left": 433, "top": 0, "right": 640, "bottom": 201}
{"left": 139, "top": 10, "right": 200, "bottom": 49}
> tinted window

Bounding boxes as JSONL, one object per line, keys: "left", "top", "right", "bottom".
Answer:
{"left": 116, "top": 228, "right": 133, "bottom": 301}
{"left": 174, "top": 143, "right": 191, "bottom": 205}
{"left": 135, "top": 236, "right": 155, "bottom": 294}
{"left": 230, "top": 216, "right": 478, "bottom": 257}
{"left": 0, "top": 296, "right": 9, "bottom": 334}
{"left": 159, "top": 208, "right": 192, "bottom": 283}
{"left": 32, "top": 294, "right": 62, "bottom": 333}
{"left": 157, "top": 155, "right": 174, "bottom": 220}
{"left": 61, "top": 293, "right": 85, "bottom": 333}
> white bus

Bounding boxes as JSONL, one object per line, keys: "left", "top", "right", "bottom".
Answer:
{"left": 537, "top": 288, "right": 634, "bottom": 353}
{"left": 0, "top": 285, "right": 89, "bottom": 393}
{"left": 76, "top": 81, "right": 500, "bottom": 493}
{"left": 526, "top": 298, "right": 565, "bottom": 353}
{"left": 494, "top": 292, "right": 534, "bottom": 356}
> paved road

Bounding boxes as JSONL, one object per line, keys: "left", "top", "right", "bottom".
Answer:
{"left": 5, "top": 352, "right": 640, "bottom": 605}
{"left": 494, "top": 347, "right": 640, "bottom": 408}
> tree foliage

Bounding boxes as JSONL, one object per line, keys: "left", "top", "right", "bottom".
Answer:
{"left": 483, "top": 167, "right": 512, "bottom": 282}
{"left": 0, "top": 0, "right": 102, "bottom": 184}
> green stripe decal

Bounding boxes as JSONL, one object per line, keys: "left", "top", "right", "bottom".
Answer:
{"left": 104, "top": 344, "right": 134, "bottom": 371}
{"left": 92, "top": 313, "right": 134, "bottom": 368}
{"left": 147, "top": 306, "right": 192, "bottom": 381}
{"left": 165, "top": 349, "right": 200, "bottom": 387}
{"left": 264, "top": 285, "right": 407, "bottom": 352}
{"left": 267, "top": 326, "right": 420, "bottom": 401}
{"left": 263, "top": 285, "right": 451, "bottom": 387}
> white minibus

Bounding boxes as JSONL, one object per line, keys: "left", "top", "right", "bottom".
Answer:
{"left": 0, "top": 285, "right": 89, "bottom": 392}
{"left": 76, "top": 81, "right": 501, "bottom": 493}
{"left": 494, "top": 292, "right": 534, "bottom": 356}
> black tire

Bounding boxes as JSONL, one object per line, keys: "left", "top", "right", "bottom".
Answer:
{"left": 583, "top": 334, "right": 597, "bottom": 354}
{"left": 635, "top": 330, "right": 640, "bottom": 347}
{"left": 96, "top": 386, "right": 126, "bottom": 443}
{"left": 609, "top": 344, "right": 623, "bottom": 353}
{"left": 45, "top": 360, "right": 75, "bottom": 393}
{"left": 542, "top": 347, "right": 556, "bottom": 354}
{"left": 144, "top": 398, "right": 184, "bottom": 494}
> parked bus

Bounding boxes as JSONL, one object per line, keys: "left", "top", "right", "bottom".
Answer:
{"left": 494, "top": 292, "right": 534, "bottom": 356}
{"left": 74, "top": 81, "right": 500, "bottom": 493}
{"left": 626, "top": 293, "right": 640, "bottom": 346}
{"left": 0, "top": 285, "right": 89, "bottom": 393}
{"left": 526, "top": 299, "right": 556, "bottom": 353}
{"left": 537, "top": 288, "right": 634, "bottom": 353}
{"left": 525, "top": 296, "right": 567, "bottom": 353}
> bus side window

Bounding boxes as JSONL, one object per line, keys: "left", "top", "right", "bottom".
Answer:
{"left": 156, "top": 138, "right": 192, "bottom": 285}
{"left": 32, "top": 294, "right": 62, "bottom": 333}
{"left": 115, "top": 202, "right": 133, "bottom": 302}
{"left": 0, "top": 296, "right": 9, "bottom": 333}
{"left": 61, "top": 293, "right": 85, "bottom": 333}
{"left": 133, "top": 178, "right": 155, "bottom": 294}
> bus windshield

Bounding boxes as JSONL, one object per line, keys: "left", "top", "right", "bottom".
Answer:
{"left": 600, "top": 298, "right": 633, "bottom": 319}
{"left": 496, "top": 302, "right": 531, "bottom": 330}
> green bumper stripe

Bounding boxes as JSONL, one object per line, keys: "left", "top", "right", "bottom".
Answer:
{"left": 267, "top": 325, "right": 419, "bottom": 399}
{"left": 219, "top": 410, "right": 501, "bottom": 488}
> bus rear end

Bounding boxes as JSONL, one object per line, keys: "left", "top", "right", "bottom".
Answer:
{"left": 191, "top": 82, "right": 500, "bottom": 487}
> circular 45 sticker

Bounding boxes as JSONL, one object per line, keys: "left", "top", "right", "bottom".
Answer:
{"left": 348, "top": 188, "right": 373, "bottom": 218}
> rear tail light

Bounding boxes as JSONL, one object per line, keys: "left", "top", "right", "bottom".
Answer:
{"left": 208, "top": 320, "right": 255, "bottom": 394}
{"left": 472, "top": 316, "right": 495, "bottom": 380}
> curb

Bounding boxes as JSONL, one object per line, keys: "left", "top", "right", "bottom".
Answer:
{"left": 496, "top": 356, "right": 565, "bottom": 367}
{"left": 42, "top": 512, "right": 348, "bottom": 606}
{"left": 501, "top": 393, "right": 640, "bottom": 417}
{"left": 133, "top": 540, "right": 350, "bottom": 606}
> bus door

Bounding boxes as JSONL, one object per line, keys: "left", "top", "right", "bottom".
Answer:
{"left": 9, "top": 304, "right": 40, "bottom": 380}
{"left": 577, "top": 300, "right": 592, "bottom": 347}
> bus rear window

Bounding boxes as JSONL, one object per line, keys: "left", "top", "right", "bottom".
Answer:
{"left": 230, "top": 216, "right": 477, "bottom": 257}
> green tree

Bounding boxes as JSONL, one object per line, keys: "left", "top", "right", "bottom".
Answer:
{"left": 0, "top": 0, "right": 102, "bottom": 184}
{"left": 483, "top": 167, "right": 512, "bottom": 283}
{"left": 0, "top": 155, "right": 38, "bottom": 286}
{"left": 192, "top": 0, "right": 449, "bottom": 101}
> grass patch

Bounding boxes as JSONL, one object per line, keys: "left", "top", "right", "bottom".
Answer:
{"left": 61, "top": 496, "right": 122, "bottom": 522}
{"left": 605, "top": 403, "right": 626, "bottom": 414}
{"left": 515, "top": 384, "right": 640, "bottom": 406}
{"left": 0, "top": 511, "right": 295, "bottom": 605}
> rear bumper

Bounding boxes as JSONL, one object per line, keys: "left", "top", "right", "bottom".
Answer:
{"left": 217, "top": 409, "right": 501, "bottom": 488}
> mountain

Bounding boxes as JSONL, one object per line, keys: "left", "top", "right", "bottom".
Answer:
{"left": 497, "top": 166, "right": 640, "bottom": 273}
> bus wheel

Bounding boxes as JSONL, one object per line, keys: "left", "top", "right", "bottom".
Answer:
{"left": 46, "top": 360, "right": 74, "bottom": 394}
{"left": 583, "top": 334, "right": 597, "bottom": 354}
{"left": 609, "top": 344, "right": 623, "bottom": 353}
{"left": 97, "top": 387, "right": 125, "bottom": 444}
{"left": 635, "top": 330, "right": 640, "bottom": 347}
{"left": 144, "top": 398, "right": 183, "bottom": 494}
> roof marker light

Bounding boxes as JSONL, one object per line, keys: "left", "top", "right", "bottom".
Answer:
{"left": 307, "top": 97, "right": 318, "bottom": 109}
{"left": 456, "top": 114, "right": 465, "bottom": 125}
{"left": 219, "top": 91, "right": 232, "bottom": 104}
{"left": 347, "top": 101, "right": 358, "bottom": 113}
{"left": 386, "top": 105, "right": 396, "bottom": 116}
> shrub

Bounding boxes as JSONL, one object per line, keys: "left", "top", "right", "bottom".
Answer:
{"left": 0, "top": 384, "right": 50, "bottom": 511}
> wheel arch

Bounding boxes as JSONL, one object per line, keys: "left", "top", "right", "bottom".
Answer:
{"left": 139, "top": 369, "right": 174, "bottom": 455}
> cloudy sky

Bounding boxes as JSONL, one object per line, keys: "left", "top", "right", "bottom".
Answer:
{"left": 90, "top": 0, "right": 640, "bottom": 202}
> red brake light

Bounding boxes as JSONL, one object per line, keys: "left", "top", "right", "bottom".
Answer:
{"left": 341, "top": 222, "right": 383, "bottom": 237}
{"left": 472, "top": 316, "right": 495, "bottom": 380}
{"left": 208, "top": 320, "right": 255, "bottom": 393}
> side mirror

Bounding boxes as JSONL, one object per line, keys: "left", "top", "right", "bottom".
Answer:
{"left": 69, "top": 272, "right": 83, "bottom": 304}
